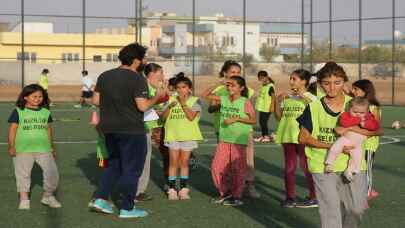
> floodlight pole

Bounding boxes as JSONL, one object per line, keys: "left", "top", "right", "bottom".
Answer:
{"left": 310, "top": 0, "right": 313, "bottom": 72}
{"left": 21, "top": 0, "right": 25, "bottom": 89}
{"left": 82, "top": 0, "right": 86, "bottom": 71}
{"left": 242, "top": 0, "right": 246, "bottom": 78}
{"left": 329, "top": 0, "right": 332, "bottom": 60}
{"left": 192, "top": 0, "right": 196, "bottom": 94}
{"left": 139, "top": 0, "right": 143, "bottom": 45}
{"left": 359, "top": 0, "right": 362, "bottom": 80}
{"left": 301, "top": 0, "right": 304, "bottom": 69}
{"left": 135, "top": 0, "right": 138, "bottom": 42}
{"left": 392, "top": 0, "right": 396, "bottom": 105}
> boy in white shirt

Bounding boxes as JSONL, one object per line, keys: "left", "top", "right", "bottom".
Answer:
{"left": 75, "top": 70, "right": 94, "bottom": 108}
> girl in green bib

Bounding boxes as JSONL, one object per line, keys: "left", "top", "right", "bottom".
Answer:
{"left": 254, "top": 70, "right": 276, "bottom": 143}
{"left": 162, "top": 76, "right": 203, "bottom": 200}
{"left": 297, "top": 63, "right": 383, "bottom": 228}
{"left": 203, "top": 76, "right": 256, "bottom": 206}
{"left": 351, "top": 79, "right": 382, "bottom": 200}
{"left": 8, "top": 84, "right": 61, "bottom": 210}
{"left": 208, "top": 60, "right": 259, "bottom": 198}
{"left": 209, "top": 60, "right": 244, "bottom": 136}
{"left": 274, "top": 69, "right": 318, "bottom": 208}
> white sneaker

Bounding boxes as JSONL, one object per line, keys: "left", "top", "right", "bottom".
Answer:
{"left": 18, "top": 199, "right": 30, "bottom": 210}
{"left": 74, "top": 104, "right": 82, "bottom": 109}
{"left": 41, "top": 195, "right": 62, "bottom": 208}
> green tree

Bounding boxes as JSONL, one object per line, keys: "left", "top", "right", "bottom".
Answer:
{"left": 362, "top": 46, "right": 392, "bottom": 63}
{"left": 259, "top": 44, "right": 280, "bottom": 62}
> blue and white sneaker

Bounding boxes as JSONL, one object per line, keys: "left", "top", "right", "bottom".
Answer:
{"left": 119, "top": 208, "right": 148, "bottom": 218}
{"left": 89, "top": 198, "right": 114, "bottom": 214}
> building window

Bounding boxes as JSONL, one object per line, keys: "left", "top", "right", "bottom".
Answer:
{"left": 61, "top": 53, "right": 79, "bottom": 62}
{"left": 17, "top": 52, "right": 22, "bottom": 60}
{"left": 31, "top": 53, "right": 37, "bottom": 63}
{"left": 185, "top": 56, "right": 191, "bottom": 66}
{"left": 61, "top": 53, "right": 67, "bottom": 63}
{"left": 67, "top": 53, "right": 73, "bottom": 62}
{"left": 230, "top": 36, "right": 235, "bottom": 46}
{"left": 93, "top": 55, "right": 102, "bottom": 62}
{"left": 113, "top": 54, "right": 118, "bottom": 62}
{"left": 17, "top": 52, "right": 31, "bottom": 61}
{"left": 106, "top": 53, "right": 112, "bottom": 62}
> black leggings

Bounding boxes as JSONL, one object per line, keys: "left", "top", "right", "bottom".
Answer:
{"left": 259, "top": 111, "right": 271, "bottom": 136}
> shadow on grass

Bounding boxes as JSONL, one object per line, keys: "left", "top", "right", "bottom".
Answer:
{"left": 30, "top": 164, "right": 62, "bottom": 228}
{"left": 73, "top": 146, "right": 318, "bottom": 227}
{"left": 75, "top": 152, "right": 124, "bottom": 207}
{"left": 174, "top": 153, "right": 317, "bottom": 227}
{"left": 254, "top": 155, "right": 314, "bottom": 199}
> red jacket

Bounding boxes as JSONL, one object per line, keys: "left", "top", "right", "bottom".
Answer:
{"left": 339, "top": 111, "right": 380, "bottom": 131}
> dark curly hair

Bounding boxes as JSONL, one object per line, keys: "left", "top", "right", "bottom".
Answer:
{"left": 16, "top": 84, "right": 50, "bottom": 109}
{"left": 118, "top": 43, "right": 147, "bottom": 66}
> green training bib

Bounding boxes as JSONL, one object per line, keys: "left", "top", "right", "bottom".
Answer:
{"left": 363, "top": 105, "right": 381, "bottom": 152}
{"left": 305, "top": 96, "right": 367, "bottom": 173}
{"left": 275, "top": 96, "right": 308, "bottom": 144}
{"left": 212, "top": 85, "right": 254, "bottom": 131}
{"left": 15, "top": 108, "right": 52, "bottom": 153}
{"left": 255, "top": 83, "right": 274, "bottom": 113}
{"left": 219, "top": 96, "right": 251, "bottom": 145}
{"left": 164, "top": 96, "right": 203, "bottom": 142}
{"left": 144, "top": 84, "right": 164, "bottom": 131}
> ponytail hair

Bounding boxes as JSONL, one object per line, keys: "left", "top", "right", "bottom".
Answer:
{"left": 292, "top": 69, "right": 317, "bottom": 95}
{"left": 257, "top": 70, "right": 275, "bottom": 84}
{"left": 229, "top": 76, "right": 249, "bottom": 98}
{"left": 174, "top": 75, "right": 193, "bottom": 89}
{"left": 144, "top": 63, "right": 162, "bottom": 77}
{"left": 168, "top": 71, "right": 184, "bottom": 87}
{"left": 352, "top": 79, "right": 380, "bottom": 107}
{"left": 219, "top": 60, "right": 241, "bottom": 78}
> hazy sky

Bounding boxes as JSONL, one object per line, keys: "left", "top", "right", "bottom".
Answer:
{"left": 1, "top": 0, "right": 404, "bottom": 44}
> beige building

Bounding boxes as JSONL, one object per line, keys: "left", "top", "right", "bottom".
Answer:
{"left": 0, "top": 22, "right": 161, "bottom": 63}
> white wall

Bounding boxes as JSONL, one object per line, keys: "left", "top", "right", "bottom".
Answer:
{"left": 213, "top": 23, "right": 260, "bottom": 60}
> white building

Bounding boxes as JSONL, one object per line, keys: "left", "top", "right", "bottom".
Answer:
{"left": 159, "top": 22, "right": 261, "bottom": 60}
{"left": 259, "top": 24, "right": 307, "bottom": 56}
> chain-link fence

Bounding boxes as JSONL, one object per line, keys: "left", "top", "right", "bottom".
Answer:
{"left": 0, "top": 0, "right": 404, "bottom": 104}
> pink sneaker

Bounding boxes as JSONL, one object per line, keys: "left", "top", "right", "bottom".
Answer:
{"left": 167, "top": 188, "right": 178, "bottom": 200}
{"left": 178, "top": 188, "right": 191, "bottom": 200}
